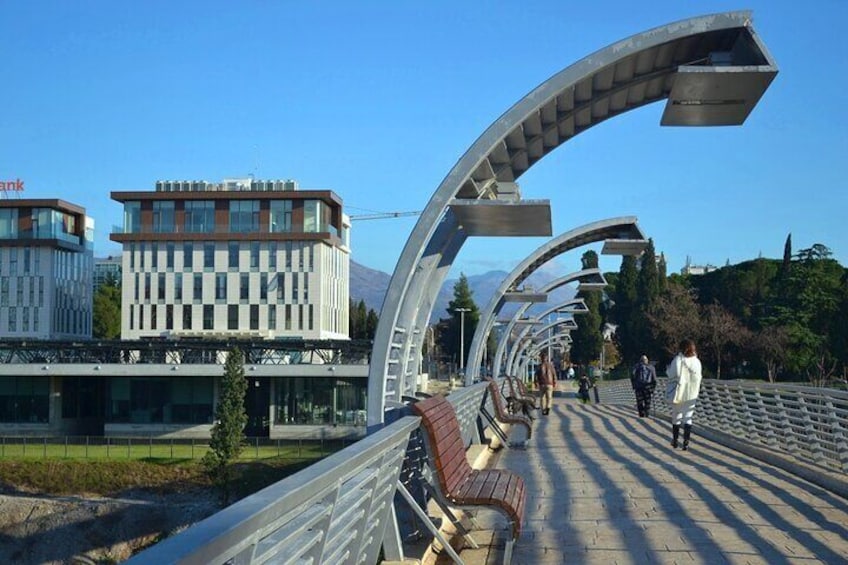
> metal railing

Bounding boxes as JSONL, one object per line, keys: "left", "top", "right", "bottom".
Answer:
{"left": 125, "top": 379, "right": 498, "bottom": 564}
{"left": 596, "top": 378, "right": 848, "bottom": 473}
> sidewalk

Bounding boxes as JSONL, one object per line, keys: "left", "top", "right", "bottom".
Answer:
{"left": 449, "top": 398, "right": 848, "bottom": 564}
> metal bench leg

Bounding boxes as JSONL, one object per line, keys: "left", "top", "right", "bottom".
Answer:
{"left": 503, "top": 538, "right": 515, "bottom": 565}
{"left": 396, "top": 481, "right": 466, "bottom": 565}
{"left": 420, "top": 481, "right": 480, "bottom": 549}
{"left": 480, "top": 407, "right": 511, "bottom": 449}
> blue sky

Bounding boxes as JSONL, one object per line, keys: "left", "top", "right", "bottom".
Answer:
{"left": 2, "top": 1, "right": 846, "bottom": 280}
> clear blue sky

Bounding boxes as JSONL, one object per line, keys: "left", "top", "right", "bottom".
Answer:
{"left": 2, "top": 1, "right": 846, "bottom": 279}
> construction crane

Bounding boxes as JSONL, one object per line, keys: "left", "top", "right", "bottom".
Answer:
{"left": 349, "top": 210, "right": 421, "bottom": 221}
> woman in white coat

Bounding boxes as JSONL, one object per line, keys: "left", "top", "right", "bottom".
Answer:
{"left": 666, "top": 338, "right": 703, "bottom": 450}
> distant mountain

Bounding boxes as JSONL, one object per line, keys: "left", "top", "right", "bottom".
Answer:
{"left": 349, "top": 260, "right": 392, "bottom": 313}
{"left": 350, "top": 260, "right": 577, "bottom": 320}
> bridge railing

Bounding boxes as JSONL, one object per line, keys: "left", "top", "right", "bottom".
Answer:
{"left": 597, "top": 378, "right": 848, "bottom": 473}
{"left": 125, "top": 379, "right": 497, "bottom": 564}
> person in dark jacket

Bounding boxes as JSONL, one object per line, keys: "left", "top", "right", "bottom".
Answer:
{"left": 630, "top": 355, "right": 657, "bottom": 417}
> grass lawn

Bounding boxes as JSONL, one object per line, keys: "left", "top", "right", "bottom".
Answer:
{"left": 0, "top": 437, "right": 350, "bottom": 460}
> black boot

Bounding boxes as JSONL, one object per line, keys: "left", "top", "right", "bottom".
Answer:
{"left": 671, "top": 425, "right": 680, "bottom": 449}
{"left": 682, "top": 424, "right": 692, "bottom": 451}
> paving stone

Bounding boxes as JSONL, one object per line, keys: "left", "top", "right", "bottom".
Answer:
{"left": 447, "top": 402, "right": 848, "bottom": 565}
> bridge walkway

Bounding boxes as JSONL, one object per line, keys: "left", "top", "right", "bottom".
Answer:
{"left": 450, "top": 399, "right": 848, "bottom": 565}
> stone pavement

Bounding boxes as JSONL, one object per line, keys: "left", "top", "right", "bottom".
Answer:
{"left": 450, "top": 398, "right": 848, "bottom": 565}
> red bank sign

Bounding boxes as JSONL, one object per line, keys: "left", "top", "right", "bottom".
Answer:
{"left": 0, "top": 178, "right": 25, "bottom": 191}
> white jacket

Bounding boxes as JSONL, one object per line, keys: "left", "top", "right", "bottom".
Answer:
{"left": 667, "top": 353, "right": 702, "bottom": 404}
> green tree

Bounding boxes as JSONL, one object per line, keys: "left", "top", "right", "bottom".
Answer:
{"left": 349, "top": 299, "right": 369, "bottom": 339}
{"left": 366, "top": 309, "right": 379, "bottom": 340}
{"left": 634, "top": 239, "right": 661, "bottom": 360}
{"left": 570, "top": 251, "right": 603, "bottom": 366}
{"left": 92, "top": 276, "right": 121, "bottom": 339}
{"left": 612, "top": 255, "right": 639, "bottom": 365}
{"left": 203, "top": 348, "right": 248, "bottom": 504}
{"left": 646, "top": 280, "right": 701, "bottom": 360}
{"left": 439, "top": 273, "right": 479, "bottom": 372}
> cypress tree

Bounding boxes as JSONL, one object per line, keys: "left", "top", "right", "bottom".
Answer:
{"left": 203, "top": 348, "right": 248, "bottom": 504}
{"left": 570, "top": 251, "right": 604, "bottom": 366}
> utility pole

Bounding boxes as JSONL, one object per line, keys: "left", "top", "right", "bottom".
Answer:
{"left": 454, "top": 307, "right": 471, "bottom": 375}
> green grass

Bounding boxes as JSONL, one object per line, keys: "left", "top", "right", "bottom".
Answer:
{"left": 0, "top": 438, "right": 347, "bottom": 460}
{"left": 0, "top": 453, "right": 336, "bottom": 498}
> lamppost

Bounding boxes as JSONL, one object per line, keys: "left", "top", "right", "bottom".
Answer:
{"left": 454, "top": 307, "right": 471, "bottom": 375}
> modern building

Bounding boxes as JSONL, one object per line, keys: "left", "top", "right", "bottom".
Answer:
{"left": 0, "top": 199, "right": 94, "bottom": 340}
{"left": 110, "top": 178, "right": 350, "bottom": 341}
{"left": 93, "top": 255, "right": 122, "bottom": 291}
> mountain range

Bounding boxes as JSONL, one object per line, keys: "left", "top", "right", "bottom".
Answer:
{"left": 349, "top": 260, "right": 577, "bottom": 321}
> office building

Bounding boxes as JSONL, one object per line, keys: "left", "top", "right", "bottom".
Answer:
{"left": 0, "top": 199, "right": 94, "bottom": 340}
{"left": 110, "top": 178, "right": 350, "bottom": 340}
{"left": 94, "top": 255, "right": 122, "bottom": 291}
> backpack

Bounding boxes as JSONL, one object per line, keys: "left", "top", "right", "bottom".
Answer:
{"left": 635, "top": 363, "right": 653, "bottom": 387}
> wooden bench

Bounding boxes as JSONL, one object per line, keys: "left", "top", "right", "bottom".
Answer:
{"left": 483, "top": 378, "right": 532, "bottom": 447}
{"left": 412, "top": 394, "right": 526, "bottom": 565}
{"left": 504, "top": 375, "right": 537, "bottom": 419}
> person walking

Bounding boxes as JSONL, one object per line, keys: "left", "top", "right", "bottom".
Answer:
{"left": 577, "top": 373, "right": 592, "bottom": 404}
{"left": 535, "top": 350, "right": 557, "bottom": 415}
{"left": 630, "top": 355, "right": 657, "bottom": 417}
{"left": 666, "top": 339, "right": 703, "bottom": 450}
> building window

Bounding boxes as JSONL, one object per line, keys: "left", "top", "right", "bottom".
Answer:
{"left": 240, "top": 274, "right": 249, "bottom": 301}
{"left": 284, "top": 241, "right": 292, "bottom": 270}
{"left": 269, "top": 200, "right": 292, "bottom": 233}
{"left": 144, "top": 273, "right": 151, "bottom": 300}
{"left": 204, "top": 243, "right": 215, "bottom": 271}
{"left": 250, "top": 242, "right": 259, "bottom": 269}
{"left": 139, "top": 243, "right": 145, "bottom": 269}
{"left": 139, "top": 305, "right": 144, "bottom": 330}
{"left": 269, "top": 241, "right": 277, "bottom": 271}
{"left": 129, "top": 243, "right": 136, "bottom": 269}
{"left": 166, "top": 305, "right": 173, "bottom": 330}
{"left": 193, "top": 274, "right": 202, "bottom": 303}
{"left": 229, "top": 200, "right": 259, "bottom": 233}
{"left": 273, "top": 377, "right": 366, "bottom": 426}
{"left": 228, "top": 241, "right": 239, "bottom": 270}
{"left": 123, "top": 202, "right": 141, "bottom": 234}
{"left": 203, "top": 305, "right": 213, "bottom": 330}
{"left": 285, "top": 305, "right": 291, "bottom": 330}
{"left": 152, "top": 201, "right": 175, "bottom": 233}
{"left": 183, "top": 305, "right": 192, "bottom": 330}
{"left": 130, "top": 305, "right": 134, "bottom": 329}
{"left": 303, "top": 200, "right": 328, "bottom": 233}
{"left": 268, "top": 304, "right": 276, "bottom": 329}
{"left": 0, "top": 376, "right": 49, "bottom": 423}
{"left": 158, "top": 273, "right": 166, "bottom": 301}
{"left": 250, "top": 305, "right": 259, "bottom": 330}
{"left": 228, "top": 305, "right": 239, "bottom": 330}
{"left": 293, "top": 274, "right": 299, "bottom": 302}
{"left": 151, "top": 243, "right": 159, "bottom": 269}
{"left": 0, "top": 278, "right": 8, "bottom": 306}
{"left": 215, "top": 274, "right": 227, "bottom": 301}
{"left": 308, "top": 305, "right": 314, "bottom": 331}
{"left": 166, "top": 242, "right": 175, "bottom": 269}
{"left": 260, "top": 275, "right": 268, "bottom": 301}
{"left": 184, "top": 242, "right": 193, "bottom": 270}
{"left": 303, "top": 275, "right": 309, "bottom": 301}
{"left": 277, "top": 273, "right": 285, "bottom": 301}
{"left": 184, "top": 200, "right": 215, "bottom": 233}
{"left": 175, "top": 274, "right": 183, "bottom": 302}
{"left": 151, "top": 305, "right": 157, "bottom": 329}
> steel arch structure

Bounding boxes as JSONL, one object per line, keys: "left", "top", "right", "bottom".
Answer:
{"left": 503, "top": 301, "right": 589, "bottom": 377}
{"left": 491, "top": 270, "right": 601, "bottom": 377}
{"left": 368, "top": 11, "right": 777, "bottom": 427}
{"left": 466, "top": 216, "right": 644, "bottom": 386}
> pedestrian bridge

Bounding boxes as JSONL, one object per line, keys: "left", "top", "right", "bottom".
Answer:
{"left": 127, "top": 379, "right": 848, "bottom": 564}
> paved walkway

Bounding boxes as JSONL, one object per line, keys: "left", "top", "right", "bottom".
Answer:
{"left": 452, "top": 398, "right": 848, "bottom": 565}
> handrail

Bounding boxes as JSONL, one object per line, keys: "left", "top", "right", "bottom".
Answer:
{"left": 125, "top": 416, "right": 421, "bottom": 565}
{"left": 596, "top": 379, "right": 848, "bottom": 473}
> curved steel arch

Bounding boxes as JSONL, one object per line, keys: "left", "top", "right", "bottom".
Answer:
{"left": 368, "top": 11, "right": 777, "bottom": 427}
{"left": 466, "top": 216, "right": 643, "bottom": 386}
{"left": 492, "top": 269, "right": 600, "bottom": 377}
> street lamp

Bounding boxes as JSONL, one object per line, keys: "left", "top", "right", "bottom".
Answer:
{"left": 454, "top": 307, "right": 471, "bottom": 375}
